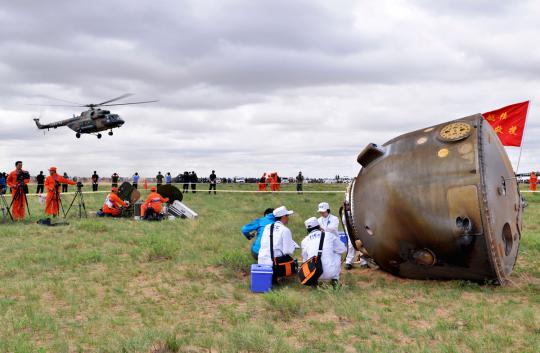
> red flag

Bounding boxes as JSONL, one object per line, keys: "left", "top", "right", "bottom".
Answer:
{"left": 482, "top": 101, "right": 529, "bottom": 147}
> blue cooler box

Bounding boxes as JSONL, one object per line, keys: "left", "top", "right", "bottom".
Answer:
{"left": 251, "top": 264, "right": 273, "bottom": 293}
{"left": 339, "top": 231, "right": 348, "bottom": 246}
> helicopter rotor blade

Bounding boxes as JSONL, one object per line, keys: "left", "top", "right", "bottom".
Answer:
{"left": 100, "top": 100, "right": 159, "bottom": 107}
{"left": 93, "top": 93, "right": 134, "bottom": 106}
{"left": 37, "top": 95, "right": 85, "bottom": 106}
{"left": 28, "top": 104, "right": 84, "bottom": 107}
{"left": 28, "top": 93, "right": 156, "bottom": 109}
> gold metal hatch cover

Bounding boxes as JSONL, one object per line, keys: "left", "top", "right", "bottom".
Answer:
{"left": 439, "top": 122, "right": 472, "bottom": 142}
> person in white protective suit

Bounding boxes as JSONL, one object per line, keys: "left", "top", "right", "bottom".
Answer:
{"left": 317, "top": 202, "right": 367, "bottom": 270}
{"left": 301, "top": 217, "right": 347, "bottom": 287}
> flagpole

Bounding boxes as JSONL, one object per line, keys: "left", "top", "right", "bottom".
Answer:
{"left": 515, "top": 101, "right": 531, "bottom": 173}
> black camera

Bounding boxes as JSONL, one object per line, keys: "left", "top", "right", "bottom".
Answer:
{"left": 16, "top": 170, "right": 30, "bottom": 184}
{"left": 77, "top": 181, "right": 83, "bottom": 190}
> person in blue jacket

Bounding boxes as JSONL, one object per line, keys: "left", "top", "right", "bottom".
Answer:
{"left": 242, "top": 208, "right": 276, "bottom": 260}
{"left": 132, "top": 172, "right": 140, "bottom": 189}
{"left": 0, "top": 172, "right": 6, "bottom": 194}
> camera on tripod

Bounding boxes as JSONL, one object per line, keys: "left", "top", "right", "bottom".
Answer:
{"left": 66, "top": 181, "right": 87, "bottom": 219}
{"left": 16, "top": 170, "right": 30, "bottom": 184}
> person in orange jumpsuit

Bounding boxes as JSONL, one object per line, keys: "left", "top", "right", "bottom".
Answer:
{"left": 530, "top": 172, "right": 538, "bottom": 191}
{"left": 267, "top": 173, "right": 273, "bottom": 191}
{"left": 141, "top": 186, "right": 169, "bottom": 219}
{"left": 275, "top": 173, "right": 281, "bottom": 191}
{"left": 44, "top": 167, "right": 76, "bottom": 217}
{"left": 102, "top": 187, "right": 129, "bottom": 217}
{"left": 258, "top": 173, "right": 267, "bottom": 192}
{"left": 269, "top": 172, "right": 277, "bottom": 192}
{"left": 6, "top": 161, "right": 30, "bottom": 220}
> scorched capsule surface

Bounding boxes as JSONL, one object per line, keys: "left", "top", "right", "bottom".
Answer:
{"left": 343, "top": 114, "right": 524, "bottom": 284}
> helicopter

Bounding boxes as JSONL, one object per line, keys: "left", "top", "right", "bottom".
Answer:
{"left": 33, "top": 93, "right": 158, "bottom": 139}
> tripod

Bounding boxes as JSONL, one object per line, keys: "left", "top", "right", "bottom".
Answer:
{"left": 65, "top": 185, "right": 87, "bottom": 218}
{"left": 8, "top": 184, "right": 31, "bottom": 220}
{"left": 1, "top": 191, "right": 14, "bottom": 222}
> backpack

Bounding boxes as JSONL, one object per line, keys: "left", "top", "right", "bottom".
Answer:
{"left": 298, "top": 231, "right": 325, "bottom": 285}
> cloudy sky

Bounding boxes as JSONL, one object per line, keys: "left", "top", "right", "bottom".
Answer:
{"left": 1, "top": 0, "right": 539, "bottom": 178}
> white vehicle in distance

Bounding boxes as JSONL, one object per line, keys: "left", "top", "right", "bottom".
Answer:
{"left": 236, "top": 177, "right": 246, "bottom": 183}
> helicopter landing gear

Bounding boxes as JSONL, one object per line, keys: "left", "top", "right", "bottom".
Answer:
{"left": 97, "top": 133, "right": 102, "bottom": 139}
{"left": 76, "top": 133, "right": 81, "bottom": 138}
{"left": 108, "top": 130, "right": 113, "bottom": 136}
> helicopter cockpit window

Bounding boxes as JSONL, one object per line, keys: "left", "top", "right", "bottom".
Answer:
{"left": 106, "top": 114, "right": 119, "bottom": 123}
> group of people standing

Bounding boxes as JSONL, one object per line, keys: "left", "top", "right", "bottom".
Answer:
{"left": 158, "top": 170, "right": 216, "bottom": 195}
{"left": 91, "top": 171, "right": 123, "bottom": 191}
{"left": 90, "top": 170, "right": 219, "bottom": 195}
{"left": 258, "top": 172, "right": 282, "bottom": 192}
{"left": 242, "top": 201, "right": 363, "bottom": 287}
{"left": 91, "top": 171, "right": 133, "bottom": 191}
{"left": 181, "top": 171, "right": 199, "bottom": 193}
{"left": 90, "top": 171, "right": 172, "bottom": 191}
{"left": 256, "top": 171, "right": 305, "bottom": 193}
{"left": 155, "top": 172, "right": 173, "bottom": 187}
{"left": 22, "top": 169, "right": 306, "bottom": 195}
{"left": 2, "top": 161, "right": 76, "bottom": 221}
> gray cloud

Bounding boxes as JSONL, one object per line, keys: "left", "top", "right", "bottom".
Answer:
{"left": 1, "top": 0, "right": 539, "bottom": 178}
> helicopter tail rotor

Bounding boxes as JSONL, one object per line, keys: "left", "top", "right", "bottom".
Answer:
{"left": 33, "top": 117, "right": 43, "bottom": 129}
{"left": 33, "top": 113, "right": 49, "bottom": 135}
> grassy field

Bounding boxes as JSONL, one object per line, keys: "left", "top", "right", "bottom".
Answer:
{"left": 0, "top": 183, "right": 539, "bottom": 353}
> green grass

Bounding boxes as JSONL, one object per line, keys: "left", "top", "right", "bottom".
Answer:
{"left": 0, "top": 183, "right": 539, "bottom": 352}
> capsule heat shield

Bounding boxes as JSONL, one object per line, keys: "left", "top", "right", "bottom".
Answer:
{"left": 344, "top": 114, "right": 523, "bottom": 284}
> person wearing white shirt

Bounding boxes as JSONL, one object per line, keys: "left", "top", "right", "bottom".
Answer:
{"left": 301, "top": 217, "right": 347, "bottom": 287}
{"left": 258, "top": 206, "right": 299, "bottom": 282}
{"left": 318, "top": 201, "right": 367, "bottom": 270}
{"left": 317, "top": 202, "right": 340, "bottom": 236}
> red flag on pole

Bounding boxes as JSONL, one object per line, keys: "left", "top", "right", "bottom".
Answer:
{"left": 482, "top": 101, "right": 529, "bottom": 147}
